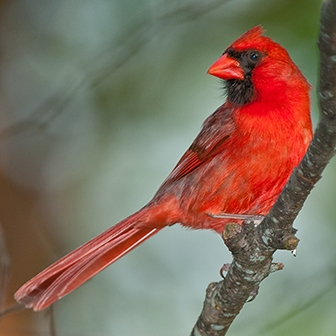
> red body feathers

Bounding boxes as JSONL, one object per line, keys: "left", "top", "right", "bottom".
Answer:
{"left": 15, "top": 26, "right": 312, "bottom": 311}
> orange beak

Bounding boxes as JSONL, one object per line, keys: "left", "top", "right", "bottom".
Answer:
{"left": 207, "top": 54, "right": 244, "bottom": 80}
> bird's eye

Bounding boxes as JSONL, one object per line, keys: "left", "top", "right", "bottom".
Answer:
{"left": 249, "top": 50, "right": 261, "bottom": 62}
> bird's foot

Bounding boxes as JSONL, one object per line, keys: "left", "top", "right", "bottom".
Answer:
{"left": 208, "top": 213, "right": 265, "bottom": 226}
{"left": 247, "top": 285, "right": 259, "bottom": 302}
{"left": 220, "top": 264, "right": 260, "bottom": 301}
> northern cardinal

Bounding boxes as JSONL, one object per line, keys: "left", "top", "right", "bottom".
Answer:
{"left": 15, "top": 26, "right": 312, "bottom": 311}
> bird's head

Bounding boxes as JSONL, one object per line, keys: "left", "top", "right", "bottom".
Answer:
{"left": 207, "top": 26, "right": 308, "bottom": 106}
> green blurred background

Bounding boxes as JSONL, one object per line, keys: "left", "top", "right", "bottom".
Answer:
{"left": 1, "top": 0, "right": 335, "bottom": 335}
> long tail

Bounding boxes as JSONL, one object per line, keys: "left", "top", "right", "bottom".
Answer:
{"left": 14, "top": 207, "right": 160, "bottom": 311}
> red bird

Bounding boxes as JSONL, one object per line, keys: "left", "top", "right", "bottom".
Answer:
{"left": 15, "top": 26, "right": 312, "bottom": 311}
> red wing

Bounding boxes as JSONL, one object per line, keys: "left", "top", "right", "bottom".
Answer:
{"left": 161, "top": 104, "right": 235, "bottom": 186}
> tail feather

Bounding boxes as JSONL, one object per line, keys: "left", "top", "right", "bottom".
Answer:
{"left": 15, "top": 209, "right": 160, "bottom": 311}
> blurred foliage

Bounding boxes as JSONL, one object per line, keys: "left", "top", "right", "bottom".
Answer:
{"left": 0, "top": 0, "right": 335, "bottom": 335}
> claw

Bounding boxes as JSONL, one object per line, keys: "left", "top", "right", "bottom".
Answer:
{"left": 247, "top": 285, "right": 259, "bottom": 302}
{"left": 219, "top": 263, "right": 231, "bottom": 278}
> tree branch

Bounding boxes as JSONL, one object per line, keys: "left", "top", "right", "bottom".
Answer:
{"left": 191, "top": 1, "right": 336, "bottom": 335}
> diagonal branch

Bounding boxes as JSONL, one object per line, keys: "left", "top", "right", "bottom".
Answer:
{"left": 191, "top": 1, "right": 336, "bottom": 335}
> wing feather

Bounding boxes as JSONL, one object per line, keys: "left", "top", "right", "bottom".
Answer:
{"left": 161, "top": 104, "right": 235, "bottom": 186}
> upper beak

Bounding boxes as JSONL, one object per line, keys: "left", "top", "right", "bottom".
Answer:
{"left": 207, "top": 54, "right": 244, "bottom": 80}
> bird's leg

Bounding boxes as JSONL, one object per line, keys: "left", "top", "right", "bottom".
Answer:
{"left": 208, "top": 213, "right": 265, "bottom": 226}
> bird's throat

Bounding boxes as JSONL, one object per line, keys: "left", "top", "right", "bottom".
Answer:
{"left": 225, "top": 76, "right": 255, "bottom": 106}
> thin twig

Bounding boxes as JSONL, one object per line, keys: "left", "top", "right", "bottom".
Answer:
{"left": 0, "top": 0, "right": 231, "bottom": 140}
